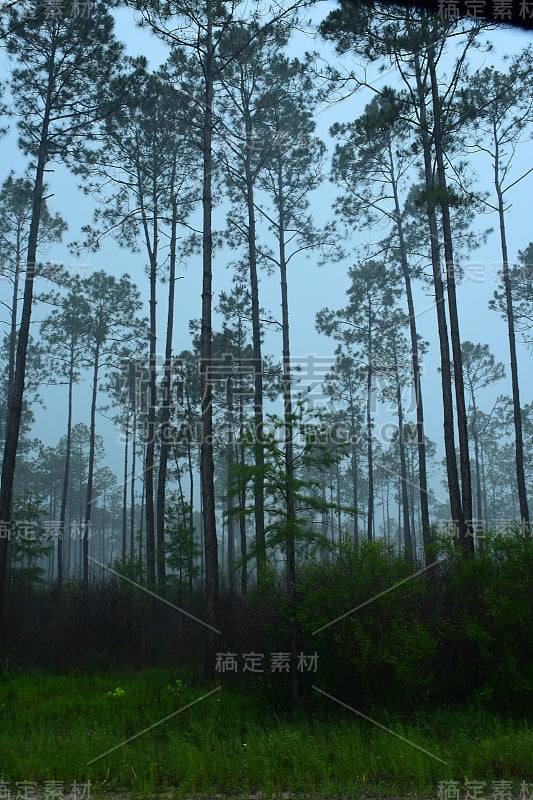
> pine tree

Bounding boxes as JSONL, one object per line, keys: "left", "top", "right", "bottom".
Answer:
{"left": 40, "top": 279, "right": 89, "bottom": 584}
{"left": 76, "top": 271, "right": 144, "bottom": 586}
{"left": 462, "top": 52, "right": 533, "bottom": 536}
{"left": 0, "top": 0, "right": 124, "bottom": 617}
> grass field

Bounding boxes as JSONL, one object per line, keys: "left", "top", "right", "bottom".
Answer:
{"left": 0, "top": 668, "right": 531, "bottom": 798}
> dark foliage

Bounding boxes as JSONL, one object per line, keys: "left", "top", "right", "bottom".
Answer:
{"left": 2, "top": 535, "right": 531, "bottom": 715}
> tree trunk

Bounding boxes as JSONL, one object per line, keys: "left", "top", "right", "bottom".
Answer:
{"left": 130, "top": 369, "right": 137, "bottom": 559}
{"left": 390, "top": 148, "right": 430, "bottom": 560}
{"left": 335, "top": 458, "right": 342, "bottom": 540}
{"left": 145, "top": 250, "right": 157, "bottom": 586}
{"left": 200, "top": 0, "right": 220, "bottom": 670}
{"left": 185, "top": 386, "right": 195, "bottom": 594}
{"left": 394, "top": 343, "right": 413, "bottom": 564}
{"left": 408, "top": 447, "right": 417, "bottom": 556}
{"left": 471, "top": 397, "right": 483, "bottom": 525}
{"left": 494, "top": 145, "right": 530, "bottom": 535}
{"left": 58, "top": 348, "right": 75, "bottom": 585}
{"left": 349, "top": 383, "right": 359, "bottom": 547}
{"left": 139, "top": 447, "right": 145, "bottom": 579}
{"left": 226, "top": 375, "right": 237, "bottom": 595}
{"left": 427, "top": 41, "right": 474, "bottom": 553}
{"left": 480, "top": 440, "right": 489, "bottom": 529}
{"left": 238, "top": 394, "right": 247, "bottom": 594}
{"left": 4, "top": 223, "right": 22, "bottom": 445}
{"left": 0, "top": 51, "right": 55, "bottom": 618}
{"left": 276, "top": 151, "right": 298, "bottom": 707}
{"left": 156, "top": 188, "right": 179, "bottom": 589}
{"left": 243, "top": 101, "right": 267, "bottom": 583}
{"left": 366, "top": 310, "right": 374, "bottom": 541}
{"left": 321, "top": 478, "right": 328, "bottom": 555}
{"left": 122, "top": 413, "right": 129, "bottom": 562}
{"left": 83, "top": 343, "right": 100, "bottom": 587}
{"left": 413, "top": 50, "right": 463, "bottom": 540}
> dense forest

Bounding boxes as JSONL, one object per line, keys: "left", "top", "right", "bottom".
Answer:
{"left": 0, "top": 0, "right": 532, "bottom": 791}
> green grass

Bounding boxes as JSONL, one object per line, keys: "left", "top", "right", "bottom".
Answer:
{"left": 0, "top": 668, "right": 531, "bottom": 798}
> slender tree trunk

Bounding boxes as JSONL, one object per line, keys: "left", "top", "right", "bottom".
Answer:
{"left": 200, "top": 0, "right": 220, "bottom": 667}
{"left": 221, "top": 510, "right": 225, "bottom": 588}
{"left": 349, "top": 385, "right": 359, "bottom": 547}
{"left": 4, "top": 225, "right": 22, "bottom": 444}
{"left": 139, "top": 447, "right": 146, "bottom": 579}
{"left": 242, "top": 103, "right": 267, "bottom": 583}
{"left": 427, "top": 41, "right": 474, "bottom": 553}
{"left": 185, "top": 392, "right": 195, "bottom": 594}
{"left": 365, "top": 327, "right": 374, "bottom": 541}
{"left": 58, "top": 350, "right": 75, "bottom": 585}
{"left": 408, "top": 449, "right": 417, "bottom": 557}
{"left": 136, "top": 142, "right": 161, "bottom": 588}
{"left": 413, "top": 50, "right": 463, "bottom": 540}
{"left": 238, "top": 395, "right": 247, "bottom": 594}
{"left": 226, "top": 376, "right": 237, "bottom": 594}
{"left": 156, "top": 189, "right": 179, "bottom": 589}
{"left": 145, "top": 249, "right": 157, "bottom": 586}
{"left": 494, "top": 146, "right": 530, "bottom": 535}
{"left": 0, "top": 55, "right": 55, "bottom": 618}
{"left": 199, "top": 488, "right": 205, "bottom": 586}
{"left": 83, "top": 344, "right": 100, "bottom": 587}
{"left": 480, "top": 440, "right": 489, "bottom": 529}
{"left": 130, "top": 374, "right": 137, "bottom": 559}
{"left": 66, "top": 488, "right": 72, "bottom": 578}
{"left": 276, "top": 152, "right": 298, "bottom": 707}
{"left": 394, "top": 345, "right": 413, "bottom": 564}
{"left": 329, "top": 470, "right": 335, "bottom": 546}
{"left": 471, "top": 397, "right": 483, "bottom": 525}
{"left": 321, "top": 479, "right": 328, "bottom": 555}
{"left": 390, "top": 152, "right": 430, "bottom": 559}
{"left": 101, "top": 491, "right": 106, "bottom": 573}
{"left": 110, "top": 505, "right": 116, "bottom": 563}
{"left": 173, "top": 442, "right": 188, "bottom": 593}
{"left": 122, "top": 415, "right": 129, "bottom": 562}
{"left": 336, "top": 458, "right": 342, "bottom": 539}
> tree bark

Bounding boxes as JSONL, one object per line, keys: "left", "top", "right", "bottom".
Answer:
{"left": 156, "top": 188, "right": 179, "bottom": 589}
{"left": 389, "top": 147, "right": 430, "bottom": 560}
{"left": 366, "top": 307, "right": 374, "bottom": 542}
{"left": 427, "top": 41, "right": 474, "bottom": 553}
{"left": 243, "top": 100, "right": 267, "bottom": 585}
{"left": 0, "top": 47, "right": 55, "bottom": 619}
{"left": 122, "top": 412, "right": 129, "bottom": 563}
{"left": 144, "top": 233, "right": 158, "bottom": 586}
{"left": 238, "top": 394, "right": 248, "bottom": 594}
{"left": 470, "top": 396, "right": 483, "bottom": 525}
{"left": 349, "top": 380, "right": 359, "bottom": 547}
{"left": 130, "top": 369, "right": 137, "bottom": 560}
{"left": 58, "top": 349, "right": 75, "bottom": 585}
{"left": 276, "top": 150, "right": 298, "bottom": 707}
{"left": 394, "top": 341, "right": 413, "bottom": 564}
{"left": 225, "top": 375, "right": 236, "bottom": 595}
{"left": 200, "top": 0, "right": 221, "bottom": 671}
{"left": 494, "top": 141, "right": 530, "bottom": 536}
{"left": 4, "top": 222, "right": 22, "bottom": 445}
{"left": 413, "top": 50, "right": 463, "bottom": 540}
{"left": 83, "top": 343, "right": 100, "bottom": 587}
